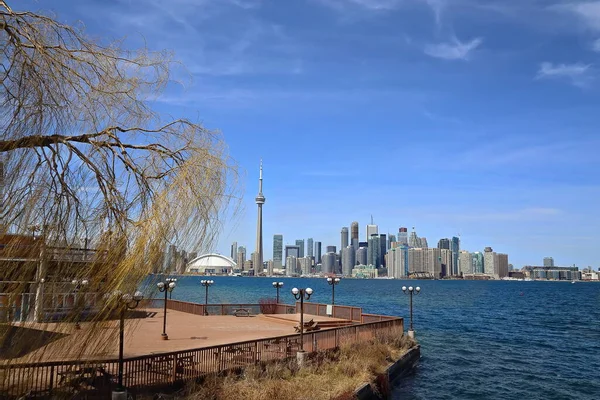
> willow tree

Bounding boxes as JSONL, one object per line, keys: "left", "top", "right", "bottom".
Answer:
{"left": 0, "top": 0, "right": 239, "bottom": 363}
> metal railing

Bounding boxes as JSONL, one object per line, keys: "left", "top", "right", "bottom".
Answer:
{"left": 0, "top": 318, "right": 402, "bottom": 397}
{"left": 298, "top": 301, "right": 363, "bottom": 322}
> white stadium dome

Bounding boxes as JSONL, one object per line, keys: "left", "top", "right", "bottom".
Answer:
{"left": 185, "top": 253, "right": 237, "bottom": 274}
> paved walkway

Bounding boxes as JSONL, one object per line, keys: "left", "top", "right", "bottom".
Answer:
{"left": 8, "top": 309, "right": 345, "bottom": 363}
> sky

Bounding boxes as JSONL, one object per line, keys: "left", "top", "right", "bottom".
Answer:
{"left": 20, "top": 0, "right": 600, "bottom": 268}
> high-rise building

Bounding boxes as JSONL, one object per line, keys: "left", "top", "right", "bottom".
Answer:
{"left": 366, "top": 224, "right": 378, "bottom": 241}
{"left": 356, "top": 247, "right": 368, "bottom": 265}
{"left": 543, "top": 257, "right": 555, "bottom": 267}
{"left": 285, "top": 245, "right": 300, "bottom": 263}
{"left": 484, "top": 247, "right": 496, "bottom": 277}
{"left": 351, "top": 221, "right": 359, "bottom": 241}
{"left": 236, "top": 246, "right": 246, "bottom": 270}
{"left": 266, "top": 260, "right": 274, "bottom": 276}
{"left": 273, "top": 234, "right": 283, "bottom": 268}
{"left": 440, "top": 248, "right": 453, "bottom": 278}
{"left": 342, "top": 246, "right": 355, "bottom": 276}
{"left": 386, "top": 245, "right": 409, "bottom": 278}
{"left": 251, "top": 252, "right": 261, "bottom": 272}
{"left": 298, "top": 257, "right": 312, "bottom": 276}
{"left": 315, "top": 241, "right": 322, "bottom": 263}
{"left": 497, "top": 253, "right": 509, "bottom": 278}
{"left": 254, "top": 160, "right": 266, "bottom": 271}
{"left": 231, "top": 241, "right": 238, "bottom": 259}
{"left": 367, "top": 234, "right": 381, "bottom": 267}
{"left": 409, "top": 248, "right": 441, "bottom": 278}
{"left": 420, "top": 237, "right": 428, "bottom": 248}
{"left": 341, "top": 227, "right": 349, "bottom": 251}
{"left": 459, "top": 250, "right": 471, "bottom": 275}
{"left": 409, "top": 228, "right": 420, "bottom": 247}
{"left": 307, "top": 238, "right": 314, "bottom": 258}
{"left": 321, "top": 251, "right": 336, "bottom": 274}
{"left": 295, "top": 239, "right": 305, "bottom": 258}
{"left": 387, "top": 234, "right": 397, "bottom": 250}
{"left": 398, "top": 227, "right": 408, "bottom": 246}
{"left": 326, "top": 245, "right": 336, "bottom": 254}
{"left": 438, "top": 238, "right": 450, "bottom": 249}
{"left": 379, "top": 234, "right": 387, "bottom": 268}
{"left": 286, "top": 256, "right": 297, "bottom": 276}
{"left": 451, "top": 237, "right": 460, "bottom": 275}
{"left": 471, "top": 252, "right": 484, "bottom": 274}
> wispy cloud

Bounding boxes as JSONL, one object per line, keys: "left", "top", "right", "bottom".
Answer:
{"left": 593, "top": 38, "right": 600, "bottom": 51}
{"left": 557, "top": 1, "right": 600, "bottom": 31}
{"left": 536, "top": 62, "right": 594, "bottom": 87}
{"left": 315, "top": 0, "right": 404, "bottom": 11}
{"left": 424, "top": 37, "right": 483, "bottom": 60}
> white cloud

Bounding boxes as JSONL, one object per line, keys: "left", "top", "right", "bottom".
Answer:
{"left": 423, "top": 37, "right": 483, "bottom": 60}
{"left": 559, "top": 1, "right": 600, "bottom": 31}
{"left": 593, "top": 38, "right": 600, "bottom": 51}
{"left": 315, "top": 0, "right": 404, "bottom": 10}
{"left": 536, "top": 62, "right": 593, "bottom": 87}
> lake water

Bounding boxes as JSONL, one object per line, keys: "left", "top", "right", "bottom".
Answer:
{"left": 156, "top": 276, "right": 600, "bottom": 400}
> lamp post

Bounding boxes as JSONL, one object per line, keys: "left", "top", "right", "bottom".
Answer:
{"left": 272, "top": 281, "right": 284, "bottom": 303}
{"left": 157, "top": 278, "right": 177, "bottom": 340}
{"left": 291, "top": 287, "right": 313, "bottom": 367}
{"left": 401, "top": 285, "right": 421, "bottom": 339}
{"left": 113, "top": 291, "right": 143, "bottom": 398}
{"left": 71, "top": 279, "right": 89, "bottom": 330}
{"left": 200, "top": 280, "right": 214, "bottom": 315}
{"left": 326, "top": 277, "right": 340, "bottom": 306}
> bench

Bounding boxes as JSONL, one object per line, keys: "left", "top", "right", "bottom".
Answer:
{"left": 294, "top": 319, "right": 319, "bottom": 332}
{"left": 232, "top": 308, "right": 251, "bottom": 317}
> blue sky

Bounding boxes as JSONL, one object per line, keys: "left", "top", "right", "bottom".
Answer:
{"left": 23, "top": 0, "right": 600, "bottom": 268}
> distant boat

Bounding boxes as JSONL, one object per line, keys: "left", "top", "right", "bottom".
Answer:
{"left": 571, "top": 281, "right": 576, "bottom": 284}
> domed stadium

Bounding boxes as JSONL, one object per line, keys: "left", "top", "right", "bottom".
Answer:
{"left": 185, "top": 253, "right": 236, "bottom": 275}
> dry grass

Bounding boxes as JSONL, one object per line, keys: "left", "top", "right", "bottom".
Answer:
{"left": 173, "top": 327, "right": 416, "bottom": 400}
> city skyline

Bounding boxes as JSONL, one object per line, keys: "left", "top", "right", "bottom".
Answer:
{"left": 33, "top": 0, "right": 600, "bottom": 269}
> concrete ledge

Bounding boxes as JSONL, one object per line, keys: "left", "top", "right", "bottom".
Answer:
{"left": 354, "top": 345, "right": 421, "bottom": 400}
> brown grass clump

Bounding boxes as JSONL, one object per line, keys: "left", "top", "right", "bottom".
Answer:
{"left": 177, "top": 327, "right": 416, "bottom": 400}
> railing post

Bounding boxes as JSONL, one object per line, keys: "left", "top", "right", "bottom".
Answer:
{"left": 221, "top": 304, "right": 225, "bottom": 315}
{"left": 49, "top": 365, "right": 54, "bottom": 393}
{"left": 335, "top": 329, "right": 339, "bottom": 348}
{"left": 172, "top": 353, "right": 178, "bottom": 383}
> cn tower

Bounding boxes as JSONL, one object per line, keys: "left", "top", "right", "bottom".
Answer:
{"left": 255, "top": 159, "right": 265, "bottom": 269}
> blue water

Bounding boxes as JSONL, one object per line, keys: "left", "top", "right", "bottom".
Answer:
{"left": 153, "top": 276, "right": 600, "bottom": 400}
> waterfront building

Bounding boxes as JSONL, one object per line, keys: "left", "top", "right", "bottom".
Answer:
{"left": 352, "top": 264, "right": 379, "bottom": 279}
{"left": 273, "top": 234, "right": 283, "bottom": 270}
{"left": 451, "top": 236, "right": 460, "bottom": 275}
{"left": 471, "top": 252, "right": 484, "bottom": 274}
{"left": 251, "top": 252, "right": 261, "bottom": 273}
{"left": 307, "top": 238, "right": 314, "bottom": 258}
{"left": 398, "top": 227, "right": 408, "bottom": 246}
{"left": 409, "top": 248, "right": 441, "bottom": 278}
{"left": 230, "top": 241, "right": 237, "bottom": 260}
{"left": 236, "top": 246, "right": 246, "bottom": 270}
{"left": 254, "top": 160, "right": 266, "bottom": 271}
{"left": 440, "top": 248, "right": 453, "bottom": 278}
{"left": 298, "top": 257, "right": 312, "bottom": 276}
{"left": 315, "top": 241, "right": 322, "bottom": 263}
{"left": 266, "top": 260, "right": 274, "bottom": 276}
{"left": 497, "top": 253, "right": 509, "bottom": 278}
{"left": 341, "top": 227, "right": 349, "bottom": 251}
{"left": 367, "top": 234, "right": 381, "bottom": 268}
{"left": 386, "top": 245, "right": 408, "bottom": 278}
{"left": 526, "top": 266, "right": 579, "bottom": 281}
{"left": 484, "top": 247, "right": 496, "bottom": 278}
{"left": 285, "top": 245, "right": 300, "bottom": 263}
{"left": 366, "top": 223, "right": 378, "bottom": 241}
{"left": 543, "top": 257, "right": 555, "bottom": 267}
{"left": 285, "top": 256, "right": 298, "bottom": 276}
{"left": 341, "top": 245, "right": 355, "bottom": 276}
{"left": 321, "top": 251, "right": 336, "bottom": 275}
{"left": 356, "top": 246, "right": 368, "bottom": 266}
{"left": 459, "top": 250, "right": 472, "bottom": 275}
{"left": 243, "top": 259, "right": 253, "bottom": 272}
{"left": 438, "top": 238, "right": 450, "bottom": 249}
{"left": 186, "top": 253, "right": 237, "bottom": 275}
{"left": 295, "top": 239, "right": 305, "bottom": 258}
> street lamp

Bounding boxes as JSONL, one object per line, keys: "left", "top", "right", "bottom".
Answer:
{"left": 272, "top": 281, "right": 284, "bottom": 303}
{"left": 113, "top": 290, "right": 143, "bottom": 397}
{"left": 200, "top": 280, "right": 214, "bottom": 315}
{"left": 157, "top": 278, "right": 177, "bottom": 340}
{"left": 326, "top": 277, "right": 341, "bottom": 306}
{"left": 291, "top": 287, "right": 313, "bottom": 366}
{"left": 71, "top": 279, "right": 89, "bottom": 330}
{"left": 401, "top": 286, "right": 421, "bottom": 338}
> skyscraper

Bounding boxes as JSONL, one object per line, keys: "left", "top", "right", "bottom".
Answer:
{"left": 341, "top": 227, "right": 349, "bottom": 251}
{"left": 285, "top": 245, "right": 300, "bottom": 262}
{"left": 326, "top": 245, "right": 336, "bottom": 254}
{"left": 367, "top": 234, "right": 381, "bottom": 268}
{"left": 273, "top": 234, "right": 283, "bottom": 269}
{"left": 398, "top": 227, "right": 408, "bottom": 246}
{"left": 342, "top": 246, "right": 355, "bottom": 276}
{"left": 386, "top": 245, "right": 409, "bottom": 278}
{"left": 472, "top": 252, "right": 484, "bottom": 274}
{"left": 387, "top": 234, "right": 397, "bottom": 250}
{"left": 543, "top": 257, "right": 554, "bottom": 267}
{"left": 420, "top": 237, "right": 428, "bottom": 248}
{"left": 254, "top": 160, "right": 266, "bottom": 271}
{"left": 295, "top": 239, "right": 305, "bottom": 258}
{"left": 451, "top": 237, "right": 460, "bottom": 275}
{"left": 315, "top": 241, "right": 322, "bottom": 263}
{"left": 321, "top": 251, "right": 336, "bottom": 274}
{"left": 440, "top": 248, "right": 453, "bottom": 278}
{"left": 230, "top": 241, "right": 238, "bottom": 259}
{"left": 437, "top": 238, "right": 450, "bottom": 249}
{"left": 497, "top": 253, "right": 509, "bottom": 278}
{"left": 484, "top": 247, "right": 496, "bottom": 277}
{"left": 236, "top": 246, "right": 246, "bottom": 270}
{"left": 459, "top": 250, "right": 471, "bottom": 275}
{"left": 356, "top": 247, "right": 368, "bottom": 265}
{"left": 379, "top": 234, "right": 387, "bottom": 268}
{"left": 351, "top": 221, "right": 359, "bottom": 240}
{"left": 366, "top": 223, "right": 378, "bottom": 241}
{"left": 409, "top": 228, "right": 420, "bottom": 247}
{"left": 307, "top": 238, "right": 314, "bottom": 258}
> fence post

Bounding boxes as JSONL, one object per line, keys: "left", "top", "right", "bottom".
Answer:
{"left": 335, "top": 329, "right": 339, "bottom": 348}
{"left": 48, "top": 365, "right": 54, "bottom": 393}
{"left": 255, "top": 341, "right": 259, "bottom": 364}
{"left": 355, "top": 325, "right": 358, "bottom": 343}
{"left": 172, "top": 353, "right": 178, "bottom": 383}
